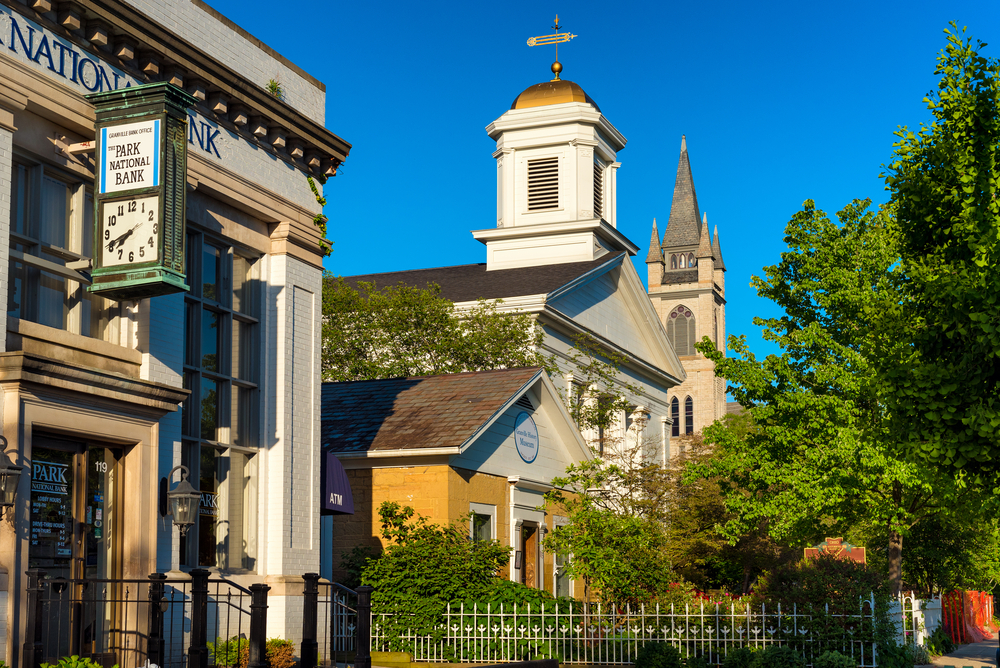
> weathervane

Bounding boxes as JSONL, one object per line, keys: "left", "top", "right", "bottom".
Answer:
{"left": 527, "top": 15, "right": 577, "bottom": 81}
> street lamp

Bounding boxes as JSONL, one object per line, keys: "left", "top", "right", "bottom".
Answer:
{"left": 0, "top": 436, "right": 23, "bottom": 520}
{"left": 161, "top": 465, "right": 200, "bottom": 536}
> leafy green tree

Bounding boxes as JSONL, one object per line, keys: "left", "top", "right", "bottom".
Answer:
{"left": 880, "top": 25, "right": 1000, "bottom": 475}
{"left": 322, "top": 277, "right": 549, "bottom": 381}
{"left": 694, "top": 199, "right": 983, "bottom": 596}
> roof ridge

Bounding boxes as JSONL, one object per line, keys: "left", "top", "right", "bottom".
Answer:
{"left": 321, "top": 366, "right": 542, "bottom": 386}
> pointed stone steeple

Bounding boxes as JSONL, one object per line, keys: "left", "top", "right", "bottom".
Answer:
{"left": 645, "top": 218, "right": 662, "bottom": 263}
{"left": 696, "top": 213, "right": 714, "bottom": 259}
{"left": 661, "top": 135, "right": 702, "bottom": 248}
{"left": 712, "top": 224, "right": 726, "bottom": 271}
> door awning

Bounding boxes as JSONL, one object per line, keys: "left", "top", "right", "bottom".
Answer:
{"left": 321, "top": 451, "right": 354, "bottom": 515}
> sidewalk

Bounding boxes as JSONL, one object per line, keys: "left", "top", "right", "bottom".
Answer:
{"left": 924, "top": 635, "right": 998, "bottom": 668}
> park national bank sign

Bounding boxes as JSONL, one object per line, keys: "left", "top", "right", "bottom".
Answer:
{"left": 0, "top": 6, "right": 226, "bottom": 161}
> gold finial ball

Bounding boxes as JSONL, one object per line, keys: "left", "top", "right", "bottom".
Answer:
{"left": 551, "top": 60, "right": 563, "bottom": 78}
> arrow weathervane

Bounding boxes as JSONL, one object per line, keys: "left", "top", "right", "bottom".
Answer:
{"left": 527, "top": 15, "right": 577, "bottom": 81}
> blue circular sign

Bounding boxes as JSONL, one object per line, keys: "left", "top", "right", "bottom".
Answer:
{"left": 514, "top": 412, "right": 539, "bottom": 463}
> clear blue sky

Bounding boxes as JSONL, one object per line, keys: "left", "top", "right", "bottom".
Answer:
{"left": 209, "top": 0, "right": 995, "bottom": 359}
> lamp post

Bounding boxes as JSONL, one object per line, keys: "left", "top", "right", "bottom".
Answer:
{"left": 162, "top": 465, "right": 200, "bottom": 536}
{"left": 0, "top": 436, "right": 23, "bottom": 520}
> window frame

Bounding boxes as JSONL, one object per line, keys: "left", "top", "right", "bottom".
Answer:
{"left": 469, "top": 502, "right": 496, "bottom": 542}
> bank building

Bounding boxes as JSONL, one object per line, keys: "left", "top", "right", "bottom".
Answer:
{"left": 0, "top": 0, "right": 349, "bottom": 664}
{"left": 322, "top": 56, "right": 729, "bottom": 591}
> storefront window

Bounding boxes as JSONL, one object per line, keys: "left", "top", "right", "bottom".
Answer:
{"left": 180, "top": 230, "right": 261, "bottom": 571}
{"left": 7, "top": 158, "right": 120, "bottom": 341}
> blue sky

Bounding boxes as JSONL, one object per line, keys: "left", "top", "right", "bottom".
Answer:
{"left": 209, "top": 0, "right": 996, "bottom": 359}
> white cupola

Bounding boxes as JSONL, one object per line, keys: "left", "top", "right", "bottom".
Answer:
{"left": 472, "top": 77, "right": 637, "bottom": 270}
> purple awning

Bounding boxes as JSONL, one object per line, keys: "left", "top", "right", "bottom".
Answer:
{"left": 321, "top": 452, "right": 354, "bottom": 515}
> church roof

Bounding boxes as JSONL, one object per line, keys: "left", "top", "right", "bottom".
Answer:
{"left": 645, "top": 219, "right": 662, "bottom": 264}
{"left": 712, "top": 225, "right": 726, "bottom": 271}
{"left": 661, "top": 136, "right": 702, "bottom": 249}
{"left": 321, "top": 367, "right": 542, "bottom": 453}
{"left": 341, "top": 253, "right": 626, "bottom": 303}
{"left": 511, "top": 79, "right": 600, "bottom": 112}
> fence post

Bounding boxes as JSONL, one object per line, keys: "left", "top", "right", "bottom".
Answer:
{"left": 356, "top": 585, "right": 373, "bottom": 668}
{"left": 188, "top": 568, "right": 210, "bottom": 668}
{"left": 147, "top": 573, "right": 167, "bottom": 668}
{"left": 301, "top": 573, "right": 320, "bottom": 668}
{"left": 21, "top": 569, "right": 45, "bottom": 668}
{"left": 248, "top": 582, "right": 270, "bottom": 668}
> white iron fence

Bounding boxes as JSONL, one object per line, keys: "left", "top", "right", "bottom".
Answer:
{"left": 373, "top": 598, "right": 881, "bottom": 666}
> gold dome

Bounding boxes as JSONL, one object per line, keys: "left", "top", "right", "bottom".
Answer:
{"left": 510, "top": 79, "right": 601, "bottom": 112}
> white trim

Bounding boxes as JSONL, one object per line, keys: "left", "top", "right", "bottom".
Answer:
{"left": 469, "top": 502, "right": 497, "bottom": 541}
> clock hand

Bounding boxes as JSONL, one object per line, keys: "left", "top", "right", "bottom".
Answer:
{"left": 106, "top": 221, "right": 142, "bottom": 252}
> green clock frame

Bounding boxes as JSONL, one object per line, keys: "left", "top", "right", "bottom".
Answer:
{"left": 88, "top": 82, "right": 196, "bottom": 301}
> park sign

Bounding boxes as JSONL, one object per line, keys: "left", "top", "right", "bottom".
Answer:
{"left": 87, "top": 83, "right": 196, "bottom": 300}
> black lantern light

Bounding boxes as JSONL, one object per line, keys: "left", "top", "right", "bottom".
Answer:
{"left": 0, "top": 436, "right": 23, "bottom": 519}
{"left": 161, "top": 465, "right": 200, "bottom": 536}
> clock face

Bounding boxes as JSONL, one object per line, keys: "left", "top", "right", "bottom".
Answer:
{"left": 101, "top": 195, "right": 160, "bottom": 268}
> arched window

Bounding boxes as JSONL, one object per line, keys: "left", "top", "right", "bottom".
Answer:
{"left": 684, "top": 396, "right": 694, "bottom": 434}
{"left": 666, "top": 305, "right": 696, "bottom": 356}
{"left": 670, "top": 397, "right": 679, "bottom": 437}
{"left": 670, "top": 254, "right": 677, "bottom": 269}
{"left": 679, "top": 254, "right": 687, "bottom": 268}
{"left": 688, "top": 253, "right": 696, "bottom": 267}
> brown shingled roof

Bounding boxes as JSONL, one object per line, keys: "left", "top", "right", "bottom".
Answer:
{"left": 321, "top": 368, "right": 542, "bottom": 454}
{"left": 339, "top": 254, "right": 625, "bottom": 303}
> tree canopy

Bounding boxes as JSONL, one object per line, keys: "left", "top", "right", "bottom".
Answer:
{"left": 322, "top": 277, "right": 548, "bottom": 381}
{"left": 880, "top": 25, "right": 1000, "bottom": 476}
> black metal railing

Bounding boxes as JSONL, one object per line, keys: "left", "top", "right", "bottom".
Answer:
{"left": 23, "top": 568, "right": 269, "bottom": 668}
{"left": 305, "top": 578, "right": 372, "bottom": 668}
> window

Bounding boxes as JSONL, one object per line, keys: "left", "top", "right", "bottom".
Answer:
{"left": 685, "top": 396, "right": 694, "bottom": 435}
{"left": 688, "top": 253, "right": 696, "bottom": 267}
{"left": 670, "top": 397, "right": 680, "bottom": 437}
{"left": 593, "top": 159, "right": 604, "bottom": 219}
{"left": 180, "top": 231, "right": 262, "bottom": 571}
{"left": 670, "top": 254, "right": 677, "bottom": 270}
{"left": 7, "top": 158, "right": 120, "bottom": 340}
{"left": 470, "top": 503, "right": 496, "bottom": 542}
{"left": 667, "top": 305, "right": 696, "bottom": 356}
{"left": 527, "top": 157, "right": 559, "bottom": 211}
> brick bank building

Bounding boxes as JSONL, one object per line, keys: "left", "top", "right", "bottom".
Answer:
{"left": 0, "top": 0, "right": 349, "bottom": 664}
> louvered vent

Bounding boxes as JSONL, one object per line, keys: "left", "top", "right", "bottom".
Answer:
{"left": 527, "top": 158, "right": 559, "bottom": 211}
{"left": 515, "top": 395, "right": 534, "bottom": 411}
{"left": 667, "top": 305, "right": 696, "bottom": 356}
{"left": 593, "top": 160, "right": 604, "bottom": 219}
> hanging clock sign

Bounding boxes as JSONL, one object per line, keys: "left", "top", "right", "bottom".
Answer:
{"left": 87, "top": 82, "right": 197, "bottom": 301}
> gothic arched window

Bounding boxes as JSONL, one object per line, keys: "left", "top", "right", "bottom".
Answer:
{"left": 688, "top": 253, "right": 696, "bottom": 267}
{"left": 667, "top": 305, "right": 696, "bottom": 356}
{"left": 670, "top": 254, "right": 677, "bottom": 269}
{"left": 685, "top": 396, "right": 694, "bottom": 434}
{"left": 670, "top": 397, "right": 680, "bottom": 437}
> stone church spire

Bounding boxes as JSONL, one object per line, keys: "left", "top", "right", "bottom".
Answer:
{"left": 712, "top": 224, "right": 726, "bottom": 271}
{"left": 661, "top": 135, "right": 702, "bottom": 249}
{"left": 645, "top": 218, "right": 662, "bottom": 264}
{"left": 696, "top": 213, "right": 714, "bottom": 260}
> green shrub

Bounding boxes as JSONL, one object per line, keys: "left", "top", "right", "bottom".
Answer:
{"left": 687, "top": 655, "right": 710, "bottom": 668}
{"left": 208, "top": 635, "right": 249, "bottom": 667}
{"left": 750, "top": 646, "right": 806, "bottom": 668}
{"left": 636, "top": 642, "right": 684, "bottom": 668}
{"left": 722, "top": 647, "right": 757, "bottom": 668}
{"left": 236, "top": 638, "right": 296, "bottom": 668}
{"left": 925, "top": 625, "right": 955, "bottom": 656}
{"left": 41, "top": 658, "right": 117, "bottom": 668}
{"left": 814, "top": 650, "right": 855, "bottom": 668}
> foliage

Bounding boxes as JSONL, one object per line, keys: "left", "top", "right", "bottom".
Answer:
{"left": 322, "top": 277, "right": 550, "bottom": 382}
{"left": 339, "top": 544, "right": 378, "bottom": 589}
{"left": 234, "top": 638, "right": 296, "bottom": 668}
{"left": 41, "top": 659, "right": 117, "bottom": 668}
{"left": 722, "top": 647, "right": 757, "bottom": 668}
{"left": 306, "top": 176, "right": 332, "bottom": 256}
{"left": 924, "top": 625, "right": 955, "bottom": 656}
{"left": 749, "top": 646, "right": 806, "bottom": 668}
{"left": 635, "top": 642, "right": 684, "bottom": 668}
{"left": 266, "top": 78, "right": 284, "bottom": 100}
{"left": 559, "top": 332, "right": 644, "bottom": 437}
{"left": 813, "top": 650, "right": 855, "bottom": 668}
{"left": 880, "top": 24, "right": 1000, "bottom": 476}
{"left": 686, "top": 655, "right": 710, "bottom": 668}
{"left": 693, "top": 198, "right": 982, "bottom": 595}
{"left": 208, "top": 635, "right": 248, "bottom": 667}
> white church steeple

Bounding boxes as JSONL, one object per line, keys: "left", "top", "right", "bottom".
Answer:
{"left": 472, "top": 77, "right": 638, "bottom": 270}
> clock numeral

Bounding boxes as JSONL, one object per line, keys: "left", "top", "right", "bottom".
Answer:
{"left": 148, "top": 237, "right": 154, "bottom": 248}
{"left": 128, "top": 251, "right": 134, "bottom": 262}
{"left": 153, "top": 223, "right": 158, "bottom": 234}
{"left": 148, "top": 210, "right": 155, "bottom": 221}
{"left": 104, "top": 230, "right": 110, "bottom": 241}
{"left": 141, "top": 202, "right": 145, "bottom": 213}
{"left": 139, "top": 246, "right": 145, "bottom": 258}
{"left": 118, "top": 250, "right": 123, "bottom": 260}
{"left": 109, "top": 215, "right": 116, "bottom": 226}
{"left": 117, "top": 205, "right": 124, "bottom": 216}
{"left": 128, "top": 201, "right": 137, "bottom": 213}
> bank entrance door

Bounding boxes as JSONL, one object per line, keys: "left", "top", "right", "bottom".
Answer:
{"left": 29, "top": 436, "right": 123, "bottom": 661}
